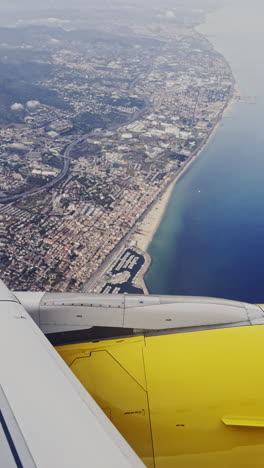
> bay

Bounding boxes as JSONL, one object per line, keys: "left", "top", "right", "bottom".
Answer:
{"left": 146, "top": 0, "right": 264, "bottom": 303}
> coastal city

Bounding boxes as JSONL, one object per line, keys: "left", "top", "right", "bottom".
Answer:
{"left": 0, "top": 9, "right": 234, "bottom": 292}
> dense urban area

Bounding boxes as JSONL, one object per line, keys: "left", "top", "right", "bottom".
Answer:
{"left": 0, "top": 5, "right": 234, "bottom": 291}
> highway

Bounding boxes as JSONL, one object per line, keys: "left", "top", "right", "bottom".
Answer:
{"left": 0, "top": 146, "right": 71, "bottom": 205}
{"left": 0, "top": 61, "right": 153, "bottom": 205}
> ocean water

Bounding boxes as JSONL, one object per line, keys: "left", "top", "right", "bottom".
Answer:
{"left": 146, "top": 0, "right": 264, "bottom": 303}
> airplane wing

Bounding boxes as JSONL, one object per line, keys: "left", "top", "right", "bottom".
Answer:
{"left": 0, "top": 281, "right": 144, "bottom": 467}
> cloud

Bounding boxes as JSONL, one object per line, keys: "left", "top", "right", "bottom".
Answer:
{"left": 165, "top": 10, "right": 175, "bottom": 18}
{"left": 46, "top": 17, "right": 70, "bottom": 25}
{"left": 49, "top": 38, "right": 62, "bottom": 44}
{"left": 7, "top": 143, "right": 28, "bottom": 152}
{"left": 17, "top": 17, "right": 71, "bottom": 27}
{"left": 10, "top": 103, "right": 24, "bottom": 111}
{"left": 26, "top": 100, "right": 40, "bottom": 109}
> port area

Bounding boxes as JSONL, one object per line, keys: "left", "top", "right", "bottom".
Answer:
{"left": 91, "top": 245, "right": 151, "bottom": 294}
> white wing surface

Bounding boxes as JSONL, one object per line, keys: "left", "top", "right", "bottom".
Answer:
{"left": 0, "top": 281, "right": 144, "bottom": 467}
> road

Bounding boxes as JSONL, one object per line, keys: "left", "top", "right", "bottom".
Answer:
{"left": 0, "top": 61, "right": 153, "bottom": 205}
{"left": 0, "top": 147, "right": 71, "bottom": 205}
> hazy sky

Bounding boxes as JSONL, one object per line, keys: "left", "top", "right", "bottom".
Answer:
{"left": 0, "top": 0, "right": 224, "bottom": 10}
{"left": 0, "top": 0, "right": 110, "bottom": 9}
{"left": 0, "top": 0, "right": 150, "bottom": 8}
{"left": 0, "top": 0, "right": 85, "bottom": 8}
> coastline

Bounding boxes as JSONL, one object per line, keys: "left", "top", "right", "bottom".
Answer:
{"left": 83, "top": 85, "right": 236, "bottom": 295}
{"left": 130, "top": 74, "right": 237, "bottom": 293}
{"left": 82, "top": 25, "right": 238, "bottom": 295}
{"left": 132, "top": 84, "right": 237, "bottom": 255}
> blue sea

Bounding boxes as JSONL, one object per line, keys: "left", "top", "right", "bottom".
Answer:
{"left": 146, "top": 0, "right": 264, "bottom": 303}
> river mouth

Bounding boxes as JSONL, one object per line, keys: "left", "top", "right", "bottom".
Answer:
{"left": 146, "top": 0, "right": 264, "bottom": 304}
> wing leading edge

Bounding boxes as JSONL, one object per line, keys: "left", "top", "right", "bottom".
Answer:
{"left": 0, "top": 280, "right": 144, "bottom": 467}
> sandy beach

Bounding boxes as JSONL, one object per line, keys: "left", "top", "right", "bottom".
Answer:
{"left": 132, "top": 179, "right": 177, "bottom": 251}
{"left": 131, "top": 88, "right": 237, "bottom": 254}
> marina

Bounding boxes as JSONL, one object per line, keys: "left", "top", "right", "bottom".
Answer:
{"left": 101, "top": 248, "right": 146, "bottom": 294}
